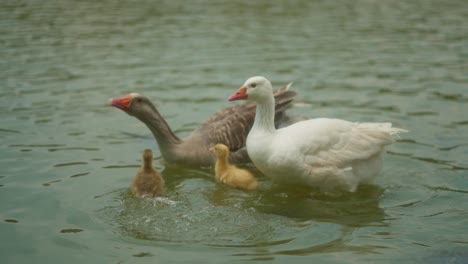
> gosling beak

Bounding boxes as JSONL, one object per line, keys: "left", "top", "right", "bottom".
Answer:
{"left": 109, "top": 94, "right": 133, "bottom": 111}
{"left": 228, "top": 85, "right": 248, "bottom": 101}
{"left": 209, "top": 147, "right": 215, "bottom": 152}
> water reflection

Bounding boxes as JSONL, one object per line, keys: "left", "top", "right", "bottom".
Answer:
{"left": 232, "top": 228, "right": 387, "bottom": 258}
{"left": 255, "top": 185, "right": 386, "bottom": 227}
{"left": 211, "top": 184, "right": 387, "bottom": 258}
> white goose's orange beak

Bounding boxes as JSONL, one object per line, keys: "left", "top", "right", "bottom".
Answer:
{"left": 110, "top": 94, "right": 133, "bottom": 111}
{"left": 228, "top": 85, "right": 248, "bottom": 101}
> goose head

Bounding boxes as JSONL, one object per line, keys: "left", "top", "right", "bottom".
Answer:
{"left": 110, "top": 93, "right": 157, "bottom": 118}
{"left": 228, "top": 76, "right": 273, "bottom": 102}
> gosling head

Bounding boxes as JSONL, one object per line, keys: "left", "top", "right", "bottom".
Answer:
{"left": 209, "top": 144, "right": 230, "bottom": 157}
{"left": 142, "top": 149, "right": 153, "bottom": 164}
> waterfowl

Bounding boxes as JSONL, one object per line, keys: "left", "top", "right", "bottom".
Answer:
{"left": 131, "top": 149, "right": 164, "bottom": 197}
{"left": 209, "top": 144, "right": 258, "bottom": 191}
{"left": 228, "top": 76, "right": 408, "bottom": 192}
{"left": 110, "top": 84, "right": 297, "bottom": 167}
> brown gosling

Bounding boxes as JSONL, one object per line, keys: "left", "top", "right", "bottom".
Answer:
{"left": 209, "top": 144, "right": 258, "bottom": 191}
{"left": 131, "top": 149, "right": 164, "bottom": 197}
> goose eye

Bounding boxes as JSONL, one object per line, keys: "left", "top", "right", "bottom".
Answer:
{"left": 136, "top": 98, "right": 143, "bottom": 103}
{"left": 251, "top": 83, "right": 257, "bottom": 88}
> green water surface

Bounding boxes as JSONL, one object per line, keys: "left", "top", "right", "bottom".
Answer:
{"left": 1, "top": 0, "right": 467, "bottom": 263}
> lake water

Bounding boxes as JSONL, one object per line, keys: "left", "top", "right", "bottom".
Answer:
{"left": 1, "top": 0, "right": 467, "bottom": 263}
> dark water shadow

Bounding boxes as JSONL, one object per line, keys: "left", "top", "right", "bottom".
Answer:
{"left": 250, "top": 184, "right": 386, "bottom": 228}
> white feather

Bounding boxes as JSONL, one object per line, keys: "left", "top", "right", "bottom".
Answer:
{"left": 239, "top": 76, "right": 407, "bottom": 192}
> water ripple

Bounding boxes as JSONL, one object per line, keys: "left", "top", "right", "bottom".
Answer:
{"left": 424, "top": 185, "right": 468, "bottom": 194}
{"left": 431, "top": 91, "right": 468, "bottom": 103}
{"left": 42, "top": 179, "right": 61, "bottom": 186}
{"left": 10, "top": 144, "right": 65, "bottom": 148}
{"left": 48, "top": 147, "right": 100, "bottom": 152}
{"left": 70, "top": 172, "right": 90, "bottom": 178}
{"left": 60, "top": 229, "right": 84, "bottom": 234}
{"left": 0, "top": 128, "right": 20, "bottom": 134}
{"left": 439, "top": 143, "right": 468, "bottom": 151}
{"left": 102, "top": 165, "right": 139, "bottom": 169}
{"left": 54, "top": 162, "right": 88, "bottom": 167}
{"left": 232, "top": 233, "right": 388, "bottom": 257}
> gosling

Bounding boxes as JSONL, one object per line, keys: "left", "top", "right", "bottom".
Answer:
{"left": 209, "top": 144, "right": 258, "bottom": 191}
{"left": 131, "top": 149, "right": 164, "bottom": 197}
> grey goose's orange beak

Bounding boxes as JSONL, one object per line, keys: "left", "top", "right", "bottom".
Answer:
{"left": 228, "top": 85, "right": 248, "bottom": 101}
{"left": 109, "top": 94, "right": 132, "bottom": 111}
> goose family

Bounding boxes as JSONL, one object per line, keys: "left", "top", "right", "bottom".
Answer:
{"left": 210, "top": 143, "right": 258, "bottom": 191}
{"left": 228, "top": 76, "right": 407, "bottom": 192}
{"left": 131, "top": 149, "right": 164, "bottom": 198}
{"left": 109, "top": 84, "right": 297, "bottom": 167}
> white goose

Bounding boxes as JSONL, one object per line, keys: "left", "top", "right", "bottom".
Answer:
{"left": 228, "top": 76, "right": 407, "bottom": 192}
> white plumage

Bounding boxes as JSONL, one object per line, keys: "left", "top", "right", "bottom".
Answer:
{"left": 228, "top": 76, "right": 407, "bottom": 192}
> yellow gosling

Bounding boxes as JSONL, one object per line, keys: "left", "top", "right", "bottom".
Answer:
{"left": 209, "top": 144, "right": 258, "bottom": 191}
{"left": 131, "top": 149, "right": 164, "bottom": 197}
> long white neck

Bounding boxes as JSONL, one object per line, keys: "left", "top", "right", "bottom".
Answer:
{"left": 252, "top": 94, "right": 276, "bottom": 133}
